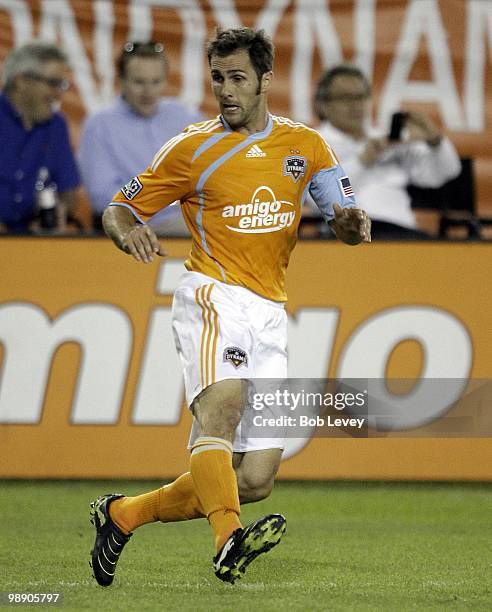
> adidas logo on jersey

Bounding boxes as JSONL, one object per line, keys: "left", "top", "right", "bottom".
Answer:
{"left": 245, "top": 144, "right": 266, "bottom": 158}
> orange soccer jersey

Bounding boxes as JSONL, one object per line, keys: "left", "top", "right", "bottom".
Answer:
{"left": 111, "top": 114, "right": 354, "bottom": 302}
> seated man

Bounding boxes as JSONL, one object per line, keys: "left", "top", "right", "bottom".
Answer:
{"left": 312, "top": 64, "right": 461, "bottom": 239}
{"left": 0, "top": 41, "right": 80, "bottom": 233}
{"left": 79, "top": 41, "right": 202, "bottom": 234}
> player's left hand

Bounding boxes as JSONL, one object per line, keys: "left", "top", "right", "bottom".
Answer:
{"left": 332, "top": 203, "right": 371, "bottom": 244}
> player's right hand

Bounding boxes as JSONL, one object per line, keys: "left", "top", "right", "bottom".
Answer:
{"left": 120, "top": 224, "right": 166, "bottom": 263}
{"left": 333, "top": 203, "right": 371, "bottom": 244}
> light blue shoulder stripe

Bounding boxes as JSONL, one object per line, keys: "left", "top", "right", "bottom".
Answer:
{"left": 192, "top": 129, "right": 231, "bottom": 162}
{"left": 109, "top": 202, "right": 146, "bottom": 224}
{"left": 194, "top": 115, "right": 274, "bottom": 282}
{"left": 196, "top": 115, "right": 273, "bottom": 193}
{"left": 195, "top": 194, "right": 227, "bottom": 282}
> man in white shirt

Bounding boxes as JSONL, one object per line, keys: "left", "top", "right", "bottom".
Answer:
{"left": 312, "top": 64, "right": 461, "bottom": 239}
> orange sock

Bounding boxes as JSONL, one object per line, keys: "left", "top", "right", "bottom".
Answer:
{"left": 109, "top": 473, "right": 205, "bottom": 534}
{"left": 190, "top": 437, "right": 242, "bottom": 552}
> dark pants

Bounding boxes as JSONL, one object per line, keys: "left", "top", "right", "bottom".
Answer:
{"left": 369, "top": 220, "right": 430, "bottom": 240}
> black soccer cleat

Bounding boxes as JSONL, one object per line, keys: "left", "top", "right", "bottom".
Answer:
{"left": 213, "top": 513, "right": 286, "bottom": 584}
{"left": 89, "top": 493, "right": 132, "bottom": 587}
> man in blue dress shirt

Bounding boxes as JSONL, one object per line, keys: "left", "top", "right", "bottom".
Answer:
{"left": 79, "top": 41, "right": 202, "bottom": 233}
{"left": 0, "top": 41, "right": 80, "bottom": 233}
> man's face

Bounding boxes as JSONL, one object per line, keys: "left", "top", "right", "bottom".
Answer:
{"left": 17, "top": 60, "right": 69, "bottom": 125}
{"left": 210, "top": 49, "right": 271, "bottom": 130}
{"left": 121, "top": 56, "right": 166, "bottom": 117}
{"left": 321, "top": 74, "right": 370, "bottom": 137}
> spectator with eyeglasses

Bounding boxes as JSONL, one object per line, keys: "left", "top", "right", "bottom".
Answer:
{"left": 311, "top": 64, "right": 461, "bottom": 239}
{"left": 79, "top": 41, "right": 203, "bottom": 234}
{"left": 0, "top": 41, "right": 80, "bottom": 233}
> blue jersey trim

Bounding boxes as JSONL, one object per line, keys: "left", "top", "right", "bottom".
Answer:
{"left": 192, "top": 130, "right": 231, "bottom": 163}
{"left": 193, "top": 115, "right": 274, "bottom": 280}
{"left": 309, "top": 165, "right": 357, "bottom": 222}
{"left": 108, "top": 201, "right": 146, "bottom": 225}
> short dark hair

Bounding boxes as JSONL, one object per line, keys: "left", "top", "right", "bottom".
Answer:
{"left": 117, "top": 41, "right": 167, "bottom": 79}
{"left": 207, "top": 27, "right": 274, "bottom": 84}
{"left": 314, "top": 64, "right": 371, "bottom": 120}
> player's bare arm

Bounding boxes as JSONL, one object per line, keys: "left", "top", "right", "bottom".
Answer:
{"left": 102, "top": 205, "right": 165, "bottom": 263}
{"left": 329, "top": 203, "right": 371, "bottom": 245}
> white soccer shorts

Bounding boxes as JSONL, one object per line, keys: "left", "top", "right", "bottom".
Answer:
{"left": 172, "top": 271, "right": 287, "bottom": 452}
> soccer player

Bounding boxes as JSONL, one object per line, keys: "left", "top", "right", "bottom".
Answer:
{"left": 90, "top": 27, "right": 370, "bottom": 586}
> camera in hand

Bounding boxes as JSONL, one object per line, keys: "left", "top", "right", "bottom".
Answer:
{"left": 388, "top": 112, "right": 409, "bottom": 141}
{"left": 35, "top": 167, "right": 58, "bottom": 231}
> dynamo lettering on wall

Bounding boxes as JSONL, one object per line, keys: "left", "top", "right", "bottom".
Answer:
{"left": 1, "top": 0, "right": 491, "bottom": 130}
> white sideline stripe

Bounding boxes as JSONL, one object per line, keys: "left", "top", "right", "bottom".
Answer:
{"left": 151, "top": 120, "right": 221, "bottom": 171}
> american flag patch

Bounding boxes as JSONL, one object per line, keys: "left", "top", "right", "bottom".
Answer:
{"left": 339, "top": 176, "right": 354, "bottom": 198}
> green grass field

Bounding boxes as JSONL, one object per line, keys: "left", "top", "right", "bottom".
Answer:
{"left": 1, "top": 480, "right": 491, "bottom": 611}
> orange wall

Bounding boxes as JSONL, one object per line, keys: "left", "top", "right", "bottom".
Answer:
{"left": 0, "top": 238, "right": 490, "bottom": 480}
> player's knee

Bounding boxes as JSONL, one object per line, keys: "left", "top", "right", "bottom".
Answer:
{"left": 238, "top": 471, "right": 274, "bottom": 503}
